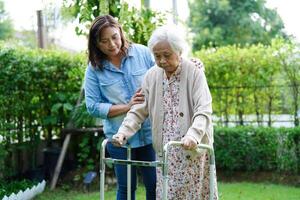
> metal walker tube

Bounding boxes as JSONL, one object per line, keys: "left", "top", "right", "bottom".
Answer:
{"left": 127, "top": 146, "right": 131, "bottom": 200}
{"left": 100, "top": 139, "right": 108, "bottom": 200}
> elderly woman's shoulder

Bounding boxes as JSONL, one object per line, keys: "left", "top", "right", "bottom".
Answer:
{"left": 143, "top": 64, "right": 163, "bottom": 76}
{"left": 189, "top": 58, "right": 205, "bottom": 71}
{"left": 142, "top": 65, "right": 162, "bottom": 84}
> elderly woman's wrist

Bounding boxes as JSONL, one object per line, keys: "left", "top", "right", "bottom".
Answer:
{"left": 185, "top": 135, "right": 198, "bottom": 144}
{"left": 125, "top": 103, "right": 131, "bottom": 111}
{"left": 119, "top": 132, "right": 128, "bottom": 139}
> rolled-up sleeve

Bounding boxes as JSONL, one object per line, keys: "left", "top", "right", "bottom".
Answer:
{"left": 84, "top": 65, "right": 112, "bottom": 119}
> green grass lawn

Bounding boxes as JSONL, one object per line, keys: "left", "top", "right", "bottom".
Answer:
{"left": 34, "top": 182, "right": 300, "bottom": 200}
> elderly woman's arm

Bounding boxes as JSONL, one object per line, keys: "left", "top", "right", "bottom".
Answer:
{"left": 184, "top": 67, "right": 213, "bottom": 147}
{"left": 112, "top": 101, "right": 149, "bottom": 146}
{"left": 112, "top": 76, "right": 150, "bottom": 146}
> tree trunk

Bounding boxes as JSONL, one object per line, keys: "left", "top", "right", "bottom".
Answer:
{"left": 236, "top": 92, "right": 244, "bottom": 126}
{"left": 292, "top": 82, "right": 299, "bottom": 126}
{"left": 142, "top": 0, "right": 150, "bottom": 8}
{"left": 254, "top": 90, "right": 262, "bottom": 126}
{"left": 224, "top": 91, "right": 229, "bottom": 127}
{"left": 267, "top": 96, "right": 273, "bottom": 127}
{"left": 17, "top": 115, "right": 24, "bottom": 174}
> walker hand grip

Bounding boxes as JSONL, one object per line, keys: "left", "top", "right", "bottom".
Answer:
{"left": 163, "top": 141, "right": 213, "bottom": 153}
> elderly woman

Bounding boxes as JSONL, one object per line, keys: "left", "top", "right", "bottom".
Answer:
{"left": 113, "top": 25, "right": 218, "bottom": 199}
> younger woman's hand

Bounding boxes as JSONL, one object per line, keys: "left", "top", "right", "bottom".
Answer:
{"left": 128, "top": 88, "right": 145, "bottom": 107}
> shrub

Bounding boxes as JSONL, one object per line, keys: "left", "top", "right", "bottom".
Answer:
{"left": 0, "top": 42, "right": 89, "bottom": 178}
{"left": 0, "top": 179, "right": 38, "bottom": 199}
{"left": 214, "top": 126, "right": 300, "bottom": 174}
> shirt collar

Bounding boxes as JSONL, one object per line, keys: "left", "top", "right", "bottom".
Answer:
{"left": 102, "top": 45, "right": 134, "bottom": 70}
{"left": 127, "top": 45, "right": 134, "bottom": 57}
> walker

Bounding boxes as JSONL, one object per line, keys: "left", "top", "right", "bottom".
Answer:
{"left": 100, "top": 139, "right": 215, "bottom": 200}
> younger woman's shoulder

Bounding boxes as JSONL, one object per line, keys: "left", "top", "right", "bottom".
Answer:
{"left": 130, "top": 43, "right": 150, "bottom": 52}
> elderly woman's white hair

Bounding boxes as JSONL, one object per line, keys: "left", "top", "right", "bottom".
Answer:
{"left": 148, "top": 25, "right": 188, "bottom": 57}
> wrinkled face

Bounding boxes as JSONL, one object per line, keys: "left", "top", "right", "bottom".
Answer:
{"left": 153, "top": 41, "right": 180, "bottom": 76}
{"left": 98, "top": 26, "right": 122, "bottom": 59}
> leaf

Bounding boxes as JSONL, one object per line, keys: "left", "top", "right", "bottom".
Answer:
{"left": 51, "top": 103, "right": 63, "bottom": 113}
{"left": 63, "top": 103, "right": 73, "bottom": 111}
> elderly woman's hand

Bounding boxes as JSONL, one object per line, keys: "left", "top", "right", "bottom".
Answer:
{"left": 181, "top": 135, "right": 198, "bottom": 150}
{"left": 112, "top": 133, "right": 127, "bottom": 147}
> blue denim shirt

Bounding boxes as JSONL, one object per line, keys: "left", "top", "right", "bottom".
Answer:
{"left": 84, "top": 44, "right": 155, "bottom": 148}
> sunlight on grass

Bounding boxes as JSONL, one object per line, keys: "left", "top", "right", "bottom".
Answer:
{"left": 218, "top": 182, "right": 300, "bottom": 200}
{"left": 34, "top": 182, "right": 300, "bottom": 200}
{"left": 34, "top": 185, "right": 146, "bottom": 200}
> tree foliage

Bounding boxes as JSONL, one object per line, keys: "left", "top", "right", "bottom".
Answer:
{"left": 61, "top": 0, "right": 165, "bottom": 45}
{"left": 188, "top": 0, "right": 287, "bottom": 50}
{"left": 273, "top": 40, "right": 300, "bottom": 126}
{"left": 0, "top": 0, "right": 13, "bottom": 40}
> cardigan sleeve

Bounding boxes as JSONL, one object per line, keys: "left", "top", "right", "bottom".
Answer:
{"left": 117, "top": 73, "right": 150, "bottom": 139}
{"left": 185, "top": 67, "right": 213, "bottom": 145}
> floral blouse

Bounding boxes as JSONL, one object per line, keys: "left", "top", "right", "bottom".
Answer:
{"left": 156, "top": 60, "right": 218, "bottom": 200}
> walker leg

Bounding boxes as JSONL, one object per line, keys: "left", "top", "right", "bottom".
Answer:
{"left": 162, "top": 144, "right": 169, "bottom": 200}
{"left": 209, "top": 152, "right": 215, "bottom": 200}
{"left": 162, "top": 167, "right": 168, "bottom": 200}
{"left": 100, "top": 139, "right": 108, "bottom": 200}
{"left": 127, "top": 146, "right": 131, "bottom": 200}
{"left": 100, "top": 164, "right": 105, "bottom": 200}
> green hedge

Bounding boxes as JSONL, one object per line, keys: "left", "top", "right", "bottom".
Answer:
{"left": 195, "top": 39, "right": 300, "bottom": 126}
{"left": 0, "top": 43, "right": 87, "bottom": 178}
{"left": 0, "top": 43, "right": 86, "bottom": 140}
{"left": 214, "top": 126, "right": 300, "bottom": 174}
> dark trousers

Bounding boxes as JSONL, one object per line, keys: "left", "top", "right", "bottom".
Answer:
{"left": 106, "top": 143, "right": 156, "bottom": 200}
